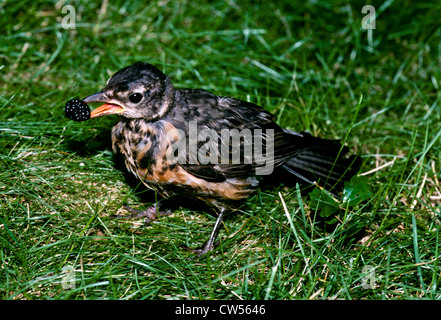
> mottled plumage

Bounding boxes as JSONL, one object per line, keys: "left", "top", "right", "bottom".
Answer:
{"left": 82, "top": 62, "right": 361, "bottom": 256}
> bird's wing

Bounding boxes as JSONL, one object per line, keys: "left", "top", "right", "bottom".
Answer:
{"left": 170, "top": 89, "right": 306, "bottom": 180}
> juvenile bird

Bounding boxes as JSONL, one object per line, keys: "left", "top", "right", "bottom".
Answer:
{"left": 80, "top": 62, "right": 360, "bottom": 257}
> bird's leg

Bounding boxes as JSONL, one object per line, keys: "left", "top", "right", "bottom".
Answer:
{"left": 114, "top": 203, "right": 172, "bottom": 226}
{"left": 186, "top": 208, "right": 225, "bottom": 258}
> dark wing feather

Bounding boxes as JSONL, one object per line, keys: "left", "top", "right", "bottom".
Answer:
{"left": 181, "top": 164, "right": 227, "bottom": 182}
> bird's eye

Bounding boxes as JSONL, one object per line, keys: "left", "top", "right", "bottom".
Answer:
{"left": 129, "top": 92, "right": 143, "bottom": 104}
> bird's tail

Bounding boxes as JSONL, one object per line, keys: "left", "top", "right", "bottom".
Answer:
{"left": 280, "top": 130, "right": 361, "bottom": 193}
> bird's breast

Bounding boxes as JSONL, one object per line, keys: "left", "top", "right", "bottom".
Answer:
{"left": 112, "top": 119, "right": 165, "bottom": 176}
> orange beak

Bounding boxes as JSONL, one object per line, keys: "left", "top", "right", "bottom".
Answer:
{"left": 90, "top": 103, "right": 125, "bottom": 118}
{"left": 83, "top": 92, "right": 125, "bottom": 118}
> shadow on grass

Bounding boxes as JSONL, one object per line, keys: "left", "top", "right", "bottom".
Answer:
{"left": 63, "top": 128, "right": 113, "bottom": 156}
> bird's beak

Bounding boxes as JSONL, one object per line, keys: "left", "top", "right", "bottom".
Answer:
{"left": 83, "top": 91, "right": 126, "bottom": 119}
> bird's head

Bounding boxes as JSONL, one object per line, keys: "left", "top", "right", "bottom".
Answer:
{"left": 83, "top": 62, "right": 175, "bottom": 121}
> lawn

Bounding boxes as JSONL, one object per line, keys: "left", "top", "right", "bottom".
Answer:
{"left": 1, "top": 0, "right": 440, "bottom": 300}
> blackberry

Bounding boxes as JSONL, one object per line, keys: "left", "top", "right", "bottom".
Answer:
{"left": 65, "top": 99, "right": 91, "bottom": 122}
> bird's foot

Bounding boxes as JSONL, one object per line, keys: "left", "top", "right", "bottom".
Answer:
{"left": 114, "top": 203, "right": 172, "bottom": 225}
{"left": 182, "top": 239, "right": 221, "bottom": 259}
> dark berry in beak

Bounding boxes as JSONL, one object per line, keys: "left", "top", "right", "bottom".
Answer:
{"left": 65, "top": 99, "right": 91, "bottom": 122}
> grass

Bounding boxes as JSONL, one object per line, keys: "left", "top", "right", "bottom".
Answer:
{"left": 1, "top": 0, "right": 441, "bottom": 300}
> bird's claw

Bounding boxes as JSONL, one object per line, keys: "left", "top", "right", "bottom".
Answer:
{"left": 182, "top": 239, "right": 221, "bottom": 259}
